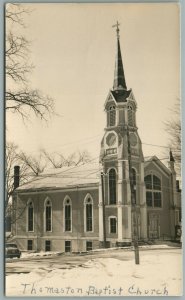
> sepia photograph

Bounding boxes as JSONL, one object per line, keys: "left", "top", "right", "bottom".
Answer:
{"left": 5, "top": 2, "right": 182, "bottom": 297}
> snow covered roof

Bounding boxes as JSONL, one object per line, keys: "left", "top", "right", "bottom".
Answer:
{"left": 16, "top": 163, "right": 101, "bottom": 192}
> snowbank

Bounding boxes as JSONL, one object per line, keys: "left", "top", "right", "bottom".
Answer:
{"left": 21, "top": 251, "right": 62, "bottom": 259}
{"left": 19, "top": 243, "right": 180, "bottom": 259}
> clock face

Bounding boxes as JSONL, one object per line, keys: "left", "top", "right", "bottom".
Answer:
{"left": 106, "top": 133, "right": 116, "bottom": 147}
{"left": 130, "top": 133, "right": 137, "bottom": 146}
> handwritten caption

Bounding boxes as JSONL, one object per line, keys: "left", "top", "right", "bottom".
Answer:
{"left": 21, "top": 283, "right": 169, "bottom": 296}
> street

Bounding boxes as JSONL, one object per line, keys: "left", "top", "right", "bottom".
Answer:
{"left": 6, "top": 249, "right": 131, "bottom": 275}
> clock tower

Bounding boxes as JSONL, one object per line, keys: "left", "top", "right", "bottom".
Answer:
{"left": 99, "top": 23, "right": 147, "bottom": 246}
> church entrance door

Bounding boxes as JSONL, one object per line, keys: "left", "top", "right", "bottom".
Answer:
{"left": 148, "top": 214, "right": 160, "bottom": 239}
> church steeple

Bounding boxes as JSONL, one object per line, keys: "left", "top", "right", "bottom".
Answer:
{"left": 112, "top": 21, "right": 127, "bottom": 91}
{"left": 99, "top": 23, "right": 147, "bottom": 245}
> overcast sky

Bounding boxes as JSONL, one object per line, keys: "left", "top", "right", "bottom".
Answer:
{"left": 6, "top": 3, "right": 180, "bottom": 163}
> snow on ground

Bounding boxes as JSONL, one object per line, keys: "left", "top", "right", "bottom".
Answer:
{"left": 6, "top": 248, "right": 182, "bottom": 297}
{"left": 20, "top": 251, "right": 62, "bottom": 259}
{"left": 19, "top": 243, "right": 180, "bottom": 259}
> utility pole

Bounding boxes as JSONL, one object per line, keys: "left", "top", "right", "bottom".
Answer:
{"left": 101, "top": 172, "right": 106, "bottom": 248}
{"left": 126, "top": 126, "right": 140, "bottom": 265}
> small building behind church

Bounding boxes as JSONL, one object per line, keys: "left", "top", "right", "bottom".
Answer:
{"left": 11, "top": 26, "right": 181, "bottom": 253}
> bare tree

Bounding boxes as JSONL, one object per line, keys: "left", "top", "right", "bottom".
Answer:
{"left": 18, "top": 151, "right": 47, "bottom": 176}
{"left": 42, "top": 149, "right": 91, "bottom": 168}
{"left": 6, "top": 142, "right": 47, "bottom": 219}
{"left": 6, "top": 142, "right": 29, "bottom": 227}
{"left": 6, "top": 3, "right": 30, "bottom": 25}
{"left": 6, "top": 144, "right": 91, "bottom": 209}
{"left": 6, "top": 3, "right": 55, "bottom": 121}
{"left": 6, "top": 142, "right": 49, "bottom": 228}
{"left": 6, "top": 142, "right": 27, "bottom": 211}
{"left": 41, "top": 149, "right": 66, "bottom": 168}
{"left": 73, "top": 150, "right": 91, "bottom": 165}
{"left": 165, "top": 99, "right": 181, "bottom": 176}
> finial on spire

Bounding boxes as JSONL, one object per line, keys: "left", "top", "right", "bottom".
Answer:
{"left": 169, "top": 149, "right": 175, "bottom": 162}
{"left": 112, "top": 21, "right": 120, "bottom": 39}
{"left": 112, "top": 21, "right": 127, "bottom": 91}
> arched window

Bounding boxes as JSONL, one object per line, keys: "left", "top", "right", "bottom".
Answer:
{"left": 64, "top": 197, "right": 72, "bottom": 232}
{"left": 145, "top": 174, "right": 162, "bottom": 208}
{"left": 128, "top": 105, "right": 135, "bottom": 126}
{"left": 27, "top": 200, "right": 34, "bottom": 232}
{"left": 109, "top": 168, "right": 117, "bottom": 205}
{"left": 153, "top": 175, "right": 161, "bottom": 190}
{"left": 145, "top": 174, "right": 152, "bottom": 189}
{"left": 107, "top": 106, "right": 116, "bottom": 127}
{"left": 84, "top": 195, "right": 93, "bottom": 232}
{"left": 45, "top": 199, "right": 52, "bottom": 231}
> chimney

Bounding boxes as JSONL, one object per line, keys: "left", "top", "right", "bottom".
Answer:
{"left": 14, "top": 165, "right": 20, "bottom": 189}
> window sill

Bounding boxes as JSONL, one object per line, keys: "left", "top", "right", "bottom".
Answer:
{"left": 147, "top": 207, "right": 163, "bottom": 210}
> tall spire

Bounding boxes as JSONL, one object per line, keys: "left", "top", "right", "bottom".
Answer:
{"left": 112, "top": 21, "right": 127, "bottom": 91}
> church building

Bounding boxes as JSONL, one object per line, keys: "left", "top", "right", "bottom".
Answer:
{"left": 12, "top": 25, "right": 181, "bottom": 253}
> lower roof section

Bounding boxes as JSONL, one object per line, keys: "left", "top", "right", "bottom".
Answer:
{"left": 16, "top": 162, "right": 100, "bottom": 192}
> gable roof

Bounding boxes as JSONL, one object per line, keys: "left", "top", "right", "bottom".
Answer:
{"left": 144, "top": 155, "right": 171, "bottom": 176}
{"left": 16, "top": 163, "right": 100, "bottom": 192}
